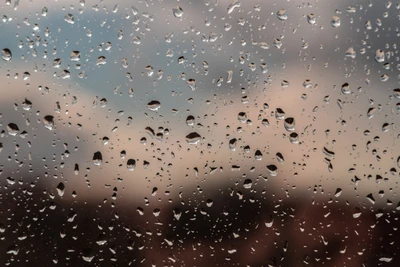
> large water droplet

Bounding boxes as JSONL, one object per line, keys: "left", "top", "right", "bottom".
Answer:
{"left": 93, "top": 151, "right": 103, "bottom": 166}
{"left": 331, "top": 15, "right": 341, "bottom": 27}
{"left": 43, "top": 115, "right": 55, "bottom": 130}
{"left": 277, "top": 9, "right": 287, "bottom": 20}
{"left": 7, "top": 123, "right": 19, "bottom": 136}
{"left": 172, "top": 6, "right": 184, "bottom": 18}
{"left": 1, "top": 48, "right": 12, "bottom": 61}
{"left": 186, "top": 132, "right": 201, "bottom": 144}
{"left": 227, "top": 0, "right": 241, "bottom": 14}
{"left": 284, "top": 117, "right": 295, "bottom": 132}
{"left": 147, "top": 100, "right": 161, "bottom": 111}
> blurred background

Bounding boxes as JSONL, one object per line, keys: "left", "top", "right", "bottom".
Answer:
{"left": 0, "top": 0, "right": 399, "bottom": 266}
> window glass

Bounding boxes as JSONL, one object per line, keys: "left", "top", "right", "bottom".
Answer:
{"left": 0, "top": 0, "right": 399, "bottom": 266}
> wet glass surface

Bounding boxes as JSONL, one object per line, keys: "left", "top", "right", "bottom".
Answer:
{"left": 0, "top": 0, "right": 399, "bottom": 266}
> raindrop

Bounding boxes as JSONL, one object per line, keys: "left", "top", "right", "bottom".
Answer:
{"left": 64, "top": 14, "right": 74, "bottom": 24}
{"left": 22, "top": 99, "right": 32, "bottom": 110}
{"left": 186, "top": 132, "right": 201, "bottom": 144}
{"left": 172, "top": 6, "right": 184, "bottom": 18}
{"left": 70, "top": 51, "right": 80, "bottom": 61}
{"left": 334, "top": 188, "right": 342, "bottom": 197}
{"left": 345, "top": 47, "right": 356, "bottom": 58}
{"left": 243, "top": 179, "right": 253, "bottom": 189}
{"left": 307, "top": 13, "right": 316, "bottom": 25}
{"left": 7, "top": 123, "right": 19, "bottom": 136}
{"left": 284, "top": 117, "right": 295, "bottom": 132}
{"left": 276, "top": 152, "right": 285, "bottom": 163}
{"left": 96, "top": 56, "right": 106, "bottom": 65}
{"left": 147, "top": 100, "right": 161, "bottom": 111}
{"left": 266, "top": 165, "right": 278, "bottom": 176}
{"left": 186, "top": 115, "right": 195, "bottom": 126}
{"left": 254, "top": 150, "right": 263, "bottom": 160}
{"left": 187, "top": 79, "right": 196, "bottom": 91}
{"left": 1, "top": 48, "right": 12, "bottom": 61}
{"left": 56, "top": 182, "right": 65, "bottom": 197}
{"left": 375, "top": 49, "right": 385, "bottom": 63}
{"left": 382, "top": 123, "right": 390, "bottom": 132}
{"left": 238, "top": 112, "right": 247, "bottom": 122}
{"left": 229, "top": 138, "right": 237, "bottom": 151}
{"left": 275, "top": 108, "right": 285, "bottom": 120}
{"left": 289, "top": 132, "right": 299, "bottom": 144}
{"left": 43, "top": 115, "right": 55, "bottom": 130}
{"left": 227, "top": 0, "right": 241, "bottom": 14}
{"left": 61, "top": 70, "right": 71, "bottom": 79}
{"left": 323, "top": 147, "right": 335, "bottom": 159}
{"left": 93, "top": 151, "right": 103, "bottom": 166}
{"left": 331, "top": 15, "right": 341, "bottom": 27}
{"left": 367, "top": 107, "right": 376, "bottom": 119}
{"left": 341, "top": 83, "right": 350, "bottom": 94}
{"left": 277, "top": 9, "right": 288, "bottom": 20}
{"left": 127, "top": 159, "right": 136, "bottom": 171}
{"left": 393, "top": 88, "right": 400, "bottom": 99}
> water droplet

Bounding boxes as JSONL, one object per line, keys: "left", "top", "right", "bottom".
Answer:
{"left": 289, "top": 132, "right": 299, "bottom": 144}
{"left": 334, "top": 188, "right": 342, "bottom": 197}
{"left": 307, "top": 13, "right": 316, "bottom": 25}
{"left": 254, "top": 150, "right": 263, "bottom": 160}
{"left": 2, "top": 48, "right": 12, "bottom": 61}
{"left": 22, "top": 99, "right": 32, "bottom": 110}
{"left": 61, "top": 70, "right": 70, "bottom": 79}
{"left": 238, "top": 112, "right": 247, "bottom": 123}
{"left": 186, "top": 115, "right": 195, "bottom": 126}
{"left": 375, "top": 49, "right": 385, "bottom": 63}
{"left": 323, "top": 147, "right": 335, "bottom": 159}
{"left": 367, "top": 107, "right": 376, "bottom": 119}
{"left": 147, "top": 100, "right": 161, "bottom": 111}
{"left": 93, "top": 151, "right": 103, "bottom": 166}
{"left": 266, "top": 165, "right": 278, "bottom": 176}
{"left": 331, "top": 15, "right": 341, "bottom": 27}
{"left": 345, "top": 47, "right": 356, "bottom": 58}
{"left": 96, "top": 56, "right": 106, "bottom": 65}
{"left": 70, "top": 51, "right": 80, "bottom": 61}
{"left": 172, "top": 6, "right": 184, "bottom": 18}
{"left": 243, "top": 178, "right": 253, "bottom": 189}
{"left": 392, "top": 88, "right": 400, "bottom": 99}
{"left": 284, "top": 117, "right": 295, "bottom": 132}
{"left": 382, "top": 123, "right": 390, "bottom": 132}
{"left": 277, "top": 9, "right": 287, "bottom": 21}
{"left": 227, "top": 0, "right": 241, "bottom": 14}
{"left": 229, "top": 138, "right": 237, "bottom": 151}
{"left": 56, "top": 182, "right": 65, "bottom": 196}
{"left": 341, "top": 83, "right": 351, "bottom": 94}
{"left": 7, "top": 123, "right": 19, "bottom": 136}
{"left": 275, "top": 108, "right": 285, "bottom": 120}
{"left": 127, "top": 159, "right": 136, "bottom": 171}
{"left": 64, "top": 13, "right": 74, "bottom": 24}
{"left": 186, "top": 132, "right": 201, "bottom": 144}
{"left": 276, "top": 152, "right": 285, "bottom": 163}
{"left": 226, "top": 70, "right": 233, "bottom": 83}
{"left": 43, "top": 115, "right": 55, "bottom": 130}
{"left": 365, "top": 20, "right": 372, "bottom": 30}
{"left": 187, "top": 79, "right": 196, "bottom": 91}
